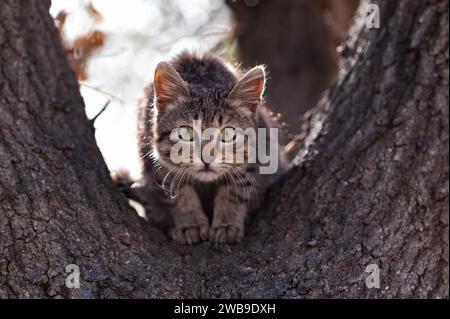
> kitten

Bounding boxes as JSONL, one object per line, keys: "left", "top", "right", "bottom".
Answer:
{"left": 135, "top": 51, "right": 287, "bottom": 244}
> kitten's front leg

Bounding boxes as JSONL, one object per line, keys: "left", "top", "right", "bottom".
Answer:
{"left": 171, "top": 185, "right": 209, "bottom": 245}
{"left": 209, "top": 186, "right": 250, "bottom": 244}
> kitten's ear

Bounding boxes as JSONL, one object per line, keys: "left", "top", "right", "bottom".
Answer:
{"left": 228, "top": 66, "right": 266, "bottom": 113}
{"left": 153, "top": 62, "right": 188, "bottom": 113}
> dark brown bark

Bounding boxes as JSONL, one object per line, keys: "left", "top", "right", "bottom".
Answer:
{"left": 0, "top": 0, "right": 448, "bottom": 299}
{"left": 226, "top": 0, "right": 337, "bottom": 132}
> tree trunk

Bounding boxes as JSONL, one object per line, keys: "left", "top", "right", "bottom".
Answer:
{"left": 226, "top": 0, "right": 337, "bottom": 132}
{"left": 0, "top": 0, "right": 448, "bottom": 299}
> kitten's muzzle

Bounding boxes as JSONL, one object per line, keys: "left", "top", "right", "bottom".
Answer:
{"left": 198, "top": 163, "right": 211, "bottom": 172}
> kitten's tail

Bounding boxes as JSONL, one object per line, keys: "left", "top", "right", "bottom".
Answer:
{"left": 111, "top": 169, "right": 135, "bottom": 197}
{"left": 111, "top": 169, "right": 173, "bottom": 231}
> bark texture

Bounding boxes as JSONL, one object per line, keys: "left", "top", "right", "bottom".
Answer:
{"left": 0, "top": 0, "right": 448, "bottom": 298}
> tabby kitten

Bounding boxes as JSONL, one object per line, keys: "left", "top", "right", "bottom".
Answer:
{"left": 137, "top": 52, "right": 286, "bottom": 244}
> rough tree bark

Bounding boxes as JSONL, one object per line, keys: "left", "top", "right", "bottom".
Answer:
{"left": 226, "top": 0, "right": 337, "bottom": 132}
{"left": 0, "top": 0, "right": 448, "bottom": 298}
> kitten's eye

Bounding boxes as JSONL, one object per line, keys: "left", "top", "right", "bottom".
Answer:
{"left": 178, "top": 126, "right": 194, "bottom": 142}
{"left": 220, "top": 127, "right": 236, "bottom": 143}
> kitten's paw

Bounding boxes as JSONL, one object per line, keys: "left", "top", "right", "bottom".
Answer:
{"left": 171, "top": 224, "right": 209, "bottom": 245}
{"left": 208, "top": 225, "right": 243, "bottom": 244}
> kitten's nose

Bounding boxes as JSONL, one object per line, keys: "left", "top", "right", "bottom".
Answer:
{"left": 201, "top": 160, "right": 210, "bottom": 170}
{"left": 200, "top": 149, "right": 214, "bottom": 167}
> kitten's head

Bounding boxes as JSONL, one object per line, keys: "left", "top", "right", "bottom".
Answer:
{"left": 152, "top": 61, "right": 265, "bottom": 182}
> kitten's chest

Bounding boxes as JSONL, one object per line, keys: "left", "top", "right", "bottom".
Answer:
{"left": 193, "top": 182, "right": 218, "bottom": 221}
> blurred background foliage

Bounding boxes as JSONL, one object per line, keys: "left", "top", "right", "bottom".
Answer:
{"left": 50, "top": 0, "right": 358, "bottom": 176}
